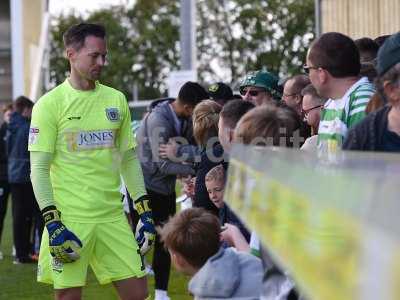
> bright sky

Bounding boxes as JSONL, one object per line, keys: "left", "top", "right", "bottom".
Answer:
{"left": 49, "top": 0, "right": 135, "bottom": 16}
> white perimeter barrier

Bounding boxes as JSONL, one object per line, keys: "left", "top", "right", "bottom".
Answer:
{"left": 224, "top": 145, "right": 400, "bottom": 300}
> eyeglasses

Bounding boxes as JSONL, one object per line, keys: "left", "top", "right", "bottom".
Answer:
{"left": 303, "top": 64, "right": 319, "bottom": 74}
{"left": 282, "top": 93, "right": 299, "bottom": 98}
{"left": 240, "top": 89, "right": 265, "bottom": 97}
{"left": 302, "top": 104, "right": 323, "bottom": 116}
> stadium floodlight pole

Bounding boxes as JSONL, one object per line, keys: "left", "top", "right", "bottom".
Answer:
{"left": 180, "top": 0, "right": 196, "bottom": 71}
{"left": 10, "top": 0, "right": 24, "bottom": 99}
{"left": 314, "top": 0, "right": 322, "bottom": 37}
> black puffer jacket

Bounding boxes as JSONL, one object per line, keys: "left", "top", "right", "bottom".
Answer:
{"left": 343, "top": 106, "right": 390, "bottom": 151}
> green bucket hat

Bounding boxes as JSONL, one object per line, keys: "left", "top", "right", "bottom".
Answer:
{"left": 239, "top": 70, "right": 282, "bottom": 99}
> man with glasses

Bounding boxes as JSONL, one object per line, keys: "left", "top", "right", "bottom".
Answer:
{"left": 282, "top": 74, "right": 310, "bottom": 117}
{"left": 300, "top": 84, "right": 326, "bottom": 151}
{"left": 305, "top": 32, "right": 375, "bottom": 152}
{"left": 239, "top": 70, "right": 282, "bottom": 106}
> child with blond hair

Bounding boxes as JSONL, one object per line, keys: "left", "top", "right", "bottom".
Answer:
{"left": 205, "top": 165, "right": 250, "bottom": 243}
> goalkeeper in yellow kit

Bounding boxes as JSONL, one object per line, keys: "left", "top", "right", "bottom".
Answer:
{"left": 28, "top": 23, "right": 154, "bottom": 300}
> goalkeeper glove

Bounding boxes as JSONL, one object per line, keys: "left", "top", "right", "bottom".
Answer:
{"left": 134, "top": 195, "right": 156, "bottom": 255}
{"left": 43, "top": 206, "right": 83, "bottom": 263}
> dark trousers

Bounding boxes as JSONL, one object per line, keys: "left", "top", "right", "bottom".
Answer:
{"left": 0, "top": 180, "right": 10, "bottom": 245}
{"left": 147, "top": 189, "right": 176, "bottom": 291}
{"left": 10, "top": 182, "right": 42, "bottom": 259}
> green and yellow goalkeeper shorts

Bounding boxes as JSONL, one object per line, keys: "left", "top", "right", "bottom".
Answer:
{"left": 37, "top": 215, "right": 146, "bottom": 289}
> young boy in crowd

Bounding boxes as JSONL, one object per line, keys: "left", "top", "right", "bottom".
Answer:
{"left": 205, "top": 165, "right": 250, "bottom": 242}
{"left": 159, "top": 208, "right": 263, "bottom": 300}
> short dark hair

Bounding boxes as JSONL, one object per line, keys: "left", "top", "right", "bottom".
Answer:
{"left": 286, "top": 74, "right": 310, "bottom": 95}
{"left": 301, "top": 84, "right": 326, "bottom": 104}
{"left": 14, "top": 96, "right": 33, "bottom": 114}
{"left": 308, "top": 32, "right": 360, "bottom": 78}
{"left": 360, "top": 62, "right": 378, "bottom": 82}
{"left": 220, "top": 99, "right": 255, "bottom": 129}
{"left": 159, "top": 208, "right": 220, "bottom": 268}
{"left": 177, "top": 81, "right": 209, "bottom": 107}
{"left": 63, "top": 23, "right": 106, "bottom": 50}
{"left": 354, "top": 37, "right": 379, "bottom": 62}
{"left": 301, "top": 84, "right": 319, "bottom": 98}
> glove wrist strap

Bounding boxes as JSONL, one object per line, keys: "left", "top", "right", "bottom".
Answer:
{"left": 134, "top": 195, "right": 151, "bottom": 215}
{"left": 42, "top": 205, "right": 61, "bottom": 227}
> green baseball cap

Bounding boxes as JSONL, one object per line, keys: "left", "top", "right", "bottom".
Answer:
{"left": 239, "top": 70, "right": 282, "bottom": 99}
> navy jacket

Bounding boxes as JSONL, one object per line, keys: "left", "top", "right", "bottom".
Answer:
{"left": 0, "top": 122, "right": 8, "bottom": 181}
{"left": 344, "top": 106, "right": 393, "bottom": 151}
{"left": 6, "top": 112, "right": 31, "bottom": 183}
{"left": 219, "top": 204, "right": 251, "bottom": 242}
{"left": 193, "top": 143, "right": 227, "bottom": 215}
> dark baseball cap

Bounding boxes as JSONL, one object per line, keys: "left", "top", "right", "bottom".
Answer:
{"left": 208, "top": 82, "right": 233, "bottom": 101}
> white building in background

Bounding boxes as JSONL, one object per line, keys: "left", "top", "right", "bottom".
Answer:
{"left": 0, "top": 0, "right": 49, "bottom": 104}
{"left": 0, "top": 1, "right": 12, "bottom": 103}
{"left": 315, "top": 0, "right": 400, "bottom": 38}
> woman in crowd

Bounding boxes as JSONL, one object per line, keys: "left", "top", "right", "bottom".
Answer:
{"left": 191, "top": 100, "right": 226, "bottom": 215}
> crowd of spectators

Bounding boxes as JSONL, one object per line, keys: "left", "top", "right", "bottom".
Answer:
{"left": 135, "top": 31, "right": 400, "bottom": 299}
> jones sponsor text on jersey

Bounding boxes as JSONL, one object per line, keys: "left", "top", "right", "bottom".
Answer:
{"left": 65, "top": 129, "right": 117, "bottom": 151}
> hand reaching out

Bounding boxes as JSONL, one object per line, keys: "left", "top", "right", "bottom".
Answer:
{"left": 159, "top": 139, "right": 178, "bottom": 160}
{"left": 220, "top": 223, "right": 250, "bottom": 252}
{"left": 182, "top": 176, "right": 196, "bottom": 198}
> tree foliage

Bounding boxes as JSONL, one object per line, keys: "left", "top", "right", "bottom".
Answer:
{"left": 48, "top": 0, "right": 314, "bottom": 99}
{"left": 126, "top": 0, "right": 180, "bottom": 99}
{"left": 197, "top": 0, "right": 314, "bottom": 86}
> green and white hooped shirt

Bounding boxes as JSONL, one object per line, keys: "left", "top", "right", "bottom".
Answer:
{"left": 317, "top": 77, "right": 375, "bottom": 153}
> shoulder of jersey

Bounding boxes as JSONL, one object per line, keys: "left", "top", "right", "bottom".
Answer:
{"left": 98, "top": 82, "right": 125, "bottom": 98}
{"left": 35, "top": 83, "right": 66, "bottom": 106}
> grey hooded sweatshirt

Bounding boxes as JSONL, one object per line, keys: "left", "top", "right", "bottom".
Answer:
{"left": 189, "top": 247, "right": 263, "bottom": 300}
{"left": 136, "top": 100, "right": 196, "bottom": 195}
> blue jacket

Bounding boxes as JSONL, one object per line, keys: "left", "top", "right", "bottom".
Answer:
{"left": 6, "top": 112, "right": 31, "bottom": 183}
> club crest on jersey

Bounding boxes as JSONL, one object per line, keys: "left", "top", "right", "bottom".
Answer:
{"left": 106, "top": 108, "right": 119, "bottom": 122}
